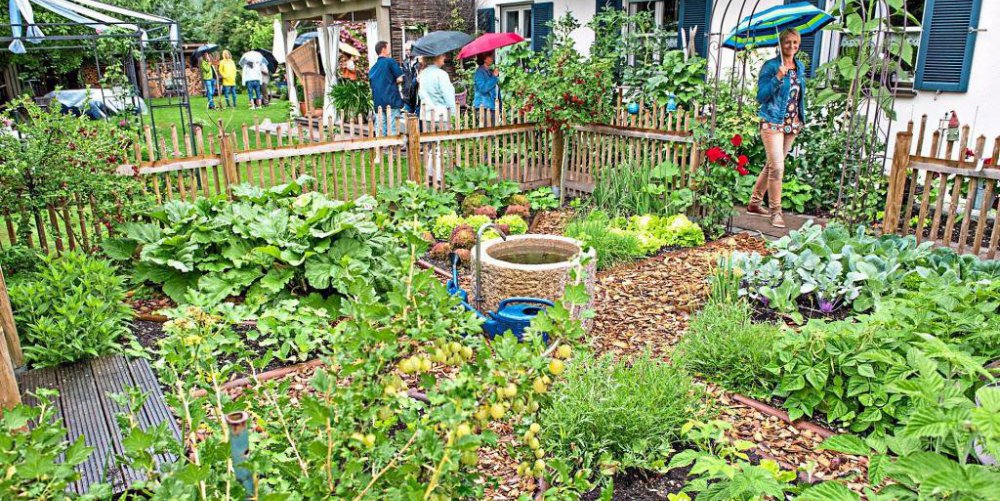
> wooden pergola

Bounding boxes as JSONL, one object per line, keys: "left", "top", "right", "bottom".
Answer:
{"left": 247, "top": 0, "right": 389, "bottom": 35}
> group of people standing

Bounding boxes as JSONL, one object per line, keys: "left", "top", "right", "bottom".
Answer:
{"left": 198, "top": 50, "right": 269, "bottom": 111}
{"left": 367, "top": 40, "right": 501, "bottom": 135}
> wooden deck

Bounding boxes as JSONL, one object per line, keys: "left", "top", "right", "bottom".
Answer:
{"left": 16, "top": 355, "right": 181, "bottom": 496}
{"left": 731, "top": 205, "right": 829, "bottom": 240}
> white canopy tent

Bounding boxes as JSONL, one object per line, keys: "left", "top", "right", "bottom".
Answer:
{"left": 6, "top": 0, "right": 178, "bottom": 54}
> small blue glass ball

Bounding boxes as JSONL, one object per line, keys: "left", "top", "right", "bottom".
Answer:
{"left": 627, "top": 102, "right": 640, "bottom": 115}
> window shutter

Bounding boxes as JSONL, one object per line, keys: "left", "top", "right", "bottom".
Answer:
{"left": 596, "top": 0, "right": 622, "bottom": 14}
{"left": 532, "top": 3, "right": 555, "bottom": 52}
{"left": 477, "top": 8, "right": 495, "bottom": 33}
{"left": 786, "top": 0, "right": 824, "bottom": 77}
{"left": 679, "top": 0, "right": 712, "bottom": 57}
{"left": 914, "top": 0, "right": 982, "bottom": 92}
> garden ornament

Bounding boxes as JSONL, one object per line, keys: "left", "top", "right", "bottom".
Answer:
{"left": 445, "top": 225, "right": 553, "bottom": 342}
{"left": 948, "top": 111, "right": 960, "bottom": 142}
{"left": 627, "top": 102, "right": 640, "bottom": 115}
{"left": 225, "top": 411, "right": 254, "bottom": 498}
{"left": 666, "top": 93, "right": 678, "bottom": 112}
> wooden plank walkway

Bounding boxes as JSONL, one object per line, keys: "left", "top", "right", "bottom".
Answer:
{"left": 731, "top": 205, "right": 829, "bottom": 240}
{"left": 16, "top": 355, "right": 181, "bottom": 496}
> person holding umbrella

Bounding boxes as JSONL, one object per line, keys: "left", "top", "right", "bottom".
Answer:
{"left": 219, "top": 50, "right": 239, "bottom": 108}
{"left": 747, "top": 28, "right": 806, "bottom": 229}
{"left": 242, "top": 58, "right": 264, "bottom": 110}
{"left": 473, "top": 52, "right": 499, "bottom": 123}
{"left": 417, "top": 54, "right": 456, "bottom": 121}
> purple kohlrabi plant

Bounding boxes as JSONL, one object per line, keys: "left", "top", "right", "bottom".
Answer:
{"left": 817, "top": 297, "right": 836, "bottom": 314}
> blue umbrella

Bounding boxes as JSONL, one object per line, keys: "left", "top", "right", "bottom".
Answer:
{"left": 723, "top": 1, "right": 834, "bottom": 50}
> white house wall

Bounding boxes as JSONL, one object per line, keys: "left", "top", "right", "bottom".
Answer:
{"left": 477, "top": 0, "right": 597, "bottom": 55}
{"left": 885, "top": 0, "right": 1000, "bottom": 163}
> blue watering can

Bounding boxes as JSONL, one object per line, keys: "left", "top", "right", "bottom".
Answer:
{"left": 446, "top": 225, "right": 553, "bottom": 341}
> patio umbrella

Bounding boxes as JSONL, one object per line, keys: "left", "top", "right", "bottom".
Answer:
{"left": 338, "top": 43, "right": 361, "bottom": 58}
{"left": 723, "top": 1, "right": 833, "bottom": 50}
{"left": 253, "top": 48, "right": 279, "bottom": 73}
{"left": 411, "top": 31, "right": 474, "bottom": 57}
{"left": 189, "top": 43, "right": 219, "bottom": 64}
{"left": 457, "top": 32, "right": 526, "bottom": 59}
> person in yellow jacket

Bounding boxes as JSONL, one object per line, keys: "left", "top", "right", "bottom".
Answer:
{"left": 219, "top": 50, "right": 239, "bottom": 108}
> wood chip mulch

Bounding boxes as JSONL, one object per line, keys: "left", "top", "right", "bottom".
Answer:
{"left": 588, "top": 233, "right": 767, "bottom": 361}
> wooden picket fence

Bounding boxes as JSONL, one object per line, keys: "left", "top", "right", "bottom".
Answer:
{"left": 2, "top": 97, "right": 701, "bottom": 254}
{"left": 882, "top": 116, "right": 1000, "bottom": 259}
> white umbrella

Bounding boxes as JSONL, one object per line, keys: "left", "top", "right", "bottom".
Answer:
{"left": 239, "top": 51, "right": 265, "bottom": 67}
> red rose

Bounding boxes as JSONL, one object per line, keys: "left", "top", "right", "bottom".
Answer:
{"left": 737, "top": 154, "right": 749, "bottom": 168}
{"left": 731, "top": 134, "right": 743, "bottom": 148}
{"left": 706, "top": 146, "right": 729, "bottom": 164}
{"left": 736, "top": 165, "right": 750, "bottom": 176}
{"left": 986, "top": 158, "right": 994, "bottom": 166}
{"left": 965, "top": 148, "right": 975, "bottom": 159}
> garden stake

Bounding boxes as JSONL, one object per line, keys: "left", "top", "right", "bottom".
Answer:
{"left": 225, "top": 411, "right": 254, "bottom": 498}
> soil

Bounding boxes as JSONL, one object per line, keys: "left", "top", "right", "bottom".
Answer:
{"left": 579, "top": 465, "right": 693, "bottom": 501}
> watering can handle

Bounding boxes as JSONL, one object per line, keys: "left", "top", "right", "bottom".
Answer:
{"left": 497, "top": 297, "right": 555, "bottom": 310}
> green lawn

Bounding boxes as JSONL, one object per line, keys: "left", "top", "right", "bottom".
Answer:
{"left": 146, "top": 95, "right": 290, "bottom": 149}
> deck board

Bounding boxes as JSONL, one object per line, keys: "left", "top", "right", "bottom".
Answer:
{"left": 15, "top": 355, "right": 180, "bottom": 496}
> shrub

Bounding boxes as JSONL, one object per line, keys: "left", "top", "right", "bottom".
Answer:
{"left": 461, "top": 193, "right": 489, "bottom": 216}
{"left": 540, "top": 353, "right": 704, "bottom": 475}
{"left": 10, "top": 251, "right": 132, "bottom": 367}
{"left": 565, "top": 211, "right": 644, "bottom": 269}
{"left": 675, "top": 301, "right": 780, "bottom": 398}
{"left": 1, "top": 390, "right": 102, "bottom": 499}
{"left": 0, "top": 245, "right": 42, "bottom": 280}
{"left": 496, "top": 215, "right": 528, "bottom": 235}
{"left": 432, "top": 212, "right": 464, "bottom": 241}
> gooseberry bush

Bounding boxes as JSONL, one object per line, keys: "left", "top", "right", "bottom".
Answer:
{"left": 112, "top": 249, "right": 596, "bottom": 499}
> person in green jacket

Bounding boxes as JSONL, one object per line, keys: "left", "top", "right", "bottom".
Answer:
{"left": 200, "top": 54, "right": 219, "bottom": 109}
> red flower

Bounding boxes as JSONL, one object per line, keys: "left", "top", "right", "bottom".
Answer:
{"left": 986, "top": 158, "right": 994, "bottom": 166}
{"left": 736, "top": 165, "right": 750, "bottom": 176}
{"left": 737, "top": 154, "right": 749, "bottom": 168}
{"left": 706, "top": 146, "right": 729, "bottom": 164}
{"left": 731, "top": 134, "right": 743, "bottom": 148}
{"left": 965, "top": 148, "right": 975, "bottom": 159}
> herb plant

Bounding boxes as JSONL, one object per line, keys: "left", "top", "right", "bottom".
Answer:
{"left": 10, "top": 251, "right": 133, "bottom": 368}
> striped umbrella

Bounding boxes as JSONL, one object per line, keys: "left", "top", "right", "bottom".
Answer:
{"left": 723, "top": 1, "right": 834, "bottom": 50}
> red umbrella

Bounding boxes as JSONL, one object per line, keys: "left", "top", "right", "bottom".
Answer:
{"left": 457, "top": 32, "right": 527, "bottom": 59}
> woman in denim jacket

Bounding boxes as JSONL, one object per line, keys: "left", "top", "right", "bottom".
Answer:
{"left": 747, "top": 28, "right": 806, "bottom": 228}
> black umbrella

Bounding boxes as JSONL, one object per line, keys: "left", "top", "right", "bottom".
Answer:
{"left": 190, "top": 43, "right": 219, "bottom": 64}
{"left": 253, "top": 48, "right": 279, "bottom": 74}
{"left": 411, "top": 31, "right": 474, "bottom": 57}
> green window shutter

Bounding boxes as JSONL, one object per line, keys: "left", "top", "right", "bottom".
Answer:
{"left": 477, "top": 8, "right": 495, "bottom": 33}
{"left": 914, "top": 0, "right": 982, "bottom": 92}
{"left": 532, "top": 2, "right": 555, "bottom": 52}
{"left": 679, "top": 0, "right": 712, "bottom": 57}
{"left": 786, "top": 0, "right": 824, "bottom": 77}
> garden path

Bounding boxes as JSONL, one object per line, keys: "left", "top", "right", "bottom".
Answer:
{"left": 731, "top": 205, "right": 830, "bottom": 240}
{"left": 16, "top": 355, "right": 181, "bottom": 496}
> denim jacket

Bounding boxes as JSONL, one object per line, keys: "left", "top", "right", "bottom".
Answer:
{"left": 756, "top": 56, "right": 807, "bottom": 125}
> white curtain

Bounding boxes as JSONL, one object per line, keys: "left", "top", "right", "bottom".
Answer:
{"left": 285, "top": 27, "right": 299, "bottom": 115}
{"left": 272, "top": 19, "right": 286, "bottom": 63}
{"left": 317, "top": 24, "right": 340, "bottom": 123}
{"left": 365, "top": 20, "right": 378, "bottom": 67}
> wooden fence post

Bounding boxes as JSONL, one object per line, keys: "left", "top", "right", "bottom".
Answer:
{"left": 882, "top": 132, "right": 914, "bottom": 235}
{"left": 551, "top": 128, "right": 565, "bottom": 187}
{"left": 406, "top": 114, "right": 422, "bottom": 183}
{"left": 218, "top": 125, "right": 238, "bottom": 199}
{"left": 0, "top": 264, "right": 21, "bottom": 410}
{"left": 0, "top": 264, "right": 21, "bottom": 369}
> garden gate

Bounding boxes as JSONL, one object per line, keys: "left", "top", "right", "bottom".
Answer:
{"left": 882, "top": 116, "right": 1000, "bottom": 259}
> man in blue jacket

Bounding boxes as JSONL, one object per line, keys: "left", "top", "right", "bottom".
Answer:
{"left": 368, "top": 41, "right": 404, "bottom": 136}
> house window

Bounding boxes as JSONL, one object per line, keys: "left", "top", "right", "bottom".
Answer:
{"left": 502, "top": 4, "right": 533, "bottom": 44}
{"left": 628, "top": 0, "right": 680, "bottom": 32}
